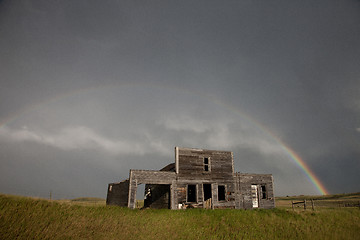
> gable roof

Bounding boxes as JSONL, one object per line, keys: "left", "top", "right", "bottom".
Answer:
{"left": 160, "top": 163, "right": 175, "bottom": 172}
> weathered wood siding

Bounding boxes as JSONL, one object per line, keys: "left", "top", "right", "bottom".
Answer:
{"left": 172, "top": 181, "right": 237, "bottom": 209}
{"left": 177, "top": 148, "right": 234, "bottom": 180}
{"left": 106, "top": 180, "right": 129, "bottom": 207}
{"left": 213, "top": 181, "right": 237, "bottom": 209}
{"left": 173, "top": 148, "right": 237, "bottom": 209}
{"left": 128, "top": 170, "right": 176, "bottom": 209}
{"left": 130, "top": 170, "right": 176, "bottom": 184}
{"left": 142, "top": 163, "right": 175, "bottom": 209}
{"left": 173, "top": 183, "right": 187, "bottom": 205}
{"left": 235, "top": 173, "right": 275, "bottom": 209}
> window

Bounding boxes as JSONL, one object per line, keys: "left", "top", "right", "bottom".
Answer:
{"left": 187, "top": 185, "right": 197, "bottom": 202}
{"left": 204, "top": 157, "right": 210, "bottom": 172}
{"left": 261, "top": 185, "right": 267, "bottom": 199}
{"left": 218, "top": 185, "right": 226, "bottom": 201}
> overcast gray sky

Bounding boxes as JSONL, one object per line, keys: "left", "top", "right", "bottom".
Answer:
{"left": 0, "top": 0, "right": 359, "bottom": 199}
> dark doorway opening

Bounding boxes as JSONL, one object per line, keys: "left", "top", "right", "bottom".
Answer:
{"left": 143, "top": 184, "right": 171, "bottom": 209}
{"left": 203, "top": 184, "right": 212, "bottom": 201}
{"left": 218, "top": 185, "right": 226, "bottom": 201}
{"left": 187, "top": 185, "right": 197, "bottom": 202}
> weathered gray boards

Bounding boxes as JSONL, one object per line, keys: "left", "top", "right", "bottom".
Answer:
{"left": 106, "top": 147, "right": 275, "bottom": 209}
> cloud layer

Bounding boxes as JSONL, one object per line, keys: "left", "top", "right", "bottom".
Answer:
{"left": 0, "top": 125, "right": 171, "bottom": 156}
{"left": 1, "top": 0, "right": 359, "bottom": 198}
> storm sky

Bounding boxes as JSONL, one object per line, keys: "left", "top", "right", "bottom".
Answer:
{"left": 0, "top": 0, "right": 359, "bottom": 199}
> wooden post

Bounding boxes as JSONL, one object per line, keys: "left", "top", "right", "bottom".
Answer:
{"left": 304, "top": 199, "right": 306, "bottom": 210}
{"left": 292, "top": 201, "right": 294, "bottom": 211}
{"left": 311, "top": 199, "right": 315, "bottom": 211}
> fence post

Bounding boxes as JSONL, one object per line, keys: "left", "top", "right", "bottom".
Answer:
{"left": 311, "top": 199, "right": 315, "bottom": 211}
{"left": 304, "top": 199, "right": 306, "bottom": 210}
{"left": 292, "top": 201, "right": 294, "bottom": 211}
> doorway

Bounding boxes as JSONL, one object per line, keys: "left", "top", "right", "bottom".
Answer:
{"left": 203, "top": 184, "right": 212, "bottom": 201}
{"left": 251, "top": 185, "right": 259, "bottom": 208}
{"left": 187, "top": 185, "right": 197, "bottom": 202}
{"left": 143, "top": 184, "right": 171, "bottom": 209}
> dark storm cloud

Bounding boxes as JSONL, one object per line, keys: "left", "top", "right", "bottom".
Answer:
{"left": 0, "top": 0, "right": 359, "bottom": 198}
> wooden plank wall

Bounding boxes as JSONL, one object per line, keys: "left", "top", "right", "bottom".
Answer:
{"left": 128, "top": 170, "right": 176, "bottom": 209}
{"left": 175, "top": 148, "right": 237, "bottom": 209}
{"left": 173, "top": 180, "right": 237, "bottom": 209}
{"left": 235, "top": 173, "right": 275, "bottom": 209}
{"left": 106, "top": 180, "right": 129, "bottom": 207}
{"left": 177, "top": 148, "right": 234, "bottom": 180}
{"left": 130, "top": 170, "right": 176, "bottom": 184}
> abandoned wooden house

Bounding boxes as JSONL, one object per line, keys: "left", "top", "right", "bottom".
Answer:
{"left": 106, "top": 147, "right": 275, "bottom": 209}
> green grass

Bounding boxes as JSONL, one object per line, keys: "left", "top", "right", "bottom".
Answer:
{"left": 57, "top": 197, "right": 106, "bottom": 206}
{"left": 1, "top": 194, "right": 360, "bottom": 239}
{"left": 276, "top": 192, "right": 360, "bottom": 201}
{"left": 276, "top": 192, "right": 360, "bottom": 209}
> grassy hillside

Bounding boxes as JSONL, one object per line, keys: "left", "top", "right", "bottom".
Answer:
{"left": 1, "top": 194, "right": 360, "bottom": 240}
{"left": 58, "top": 197, "right": 106, "bottom": 206}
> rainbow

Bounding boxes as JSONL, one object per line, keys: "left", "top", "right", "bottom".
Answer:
{"left": 278, "top": 143, "right": 329, "bottom": 195}
{"left": 0, "top": 82, "right": 329, "bottom": 195}
{"left": 210, "top": 96, "right": 329, "bottom": 195}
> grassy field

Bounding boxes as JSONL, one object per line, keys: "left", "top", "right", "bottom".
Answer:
{"left": 276, "top": 192, "right": 360, "bottom": 209}
{"left": 1, "top": 194, "right": 360, "bottom": 239}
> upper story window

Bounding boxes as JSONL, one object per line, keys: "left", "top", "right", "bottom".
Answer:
{"left": 204, "top": 157, "right": 210, "bottom": 172}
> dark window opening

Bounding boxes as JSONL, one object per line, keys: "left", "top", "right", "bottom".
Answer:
{"left": 261, "top": 185, "right": 267, "bottom": 199}
{"left": 187, "top": 185, "right": 197, "bottom": 202}
{"left": 218, "top": 185, "right": 226, "bottom": 201}
{"left": 203, "top": 184, "right": 212, "bottom": 201}
{"left": 204, "top": 157, "right": 210, "bottom": 172}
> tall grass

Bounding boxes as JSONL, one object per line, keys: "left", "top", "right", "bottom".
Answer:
{"left": 1, "top": 194, "right": 359, "bottom": 239}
